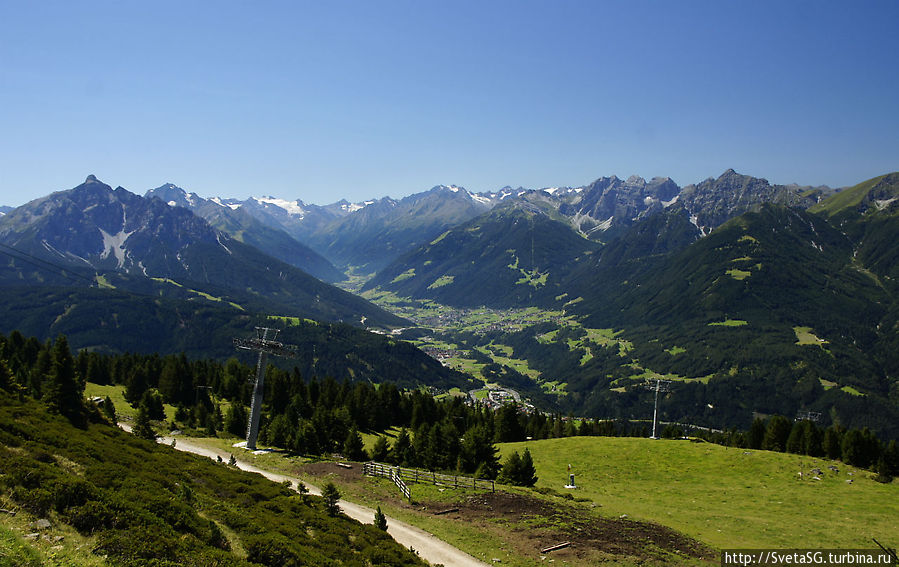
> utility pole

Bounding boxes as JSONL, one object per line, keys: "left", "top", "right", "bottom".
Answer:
{"left": 643, "top": 379, "right": 671, "bottom": 439}
{"left": 233, "top": 327, "right": 297, "bottom": 450}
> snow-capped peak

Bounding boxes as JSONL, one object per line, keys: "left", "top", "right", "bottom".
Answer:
{"left": 253, "top": 196, "right": 307, "bottom": 217}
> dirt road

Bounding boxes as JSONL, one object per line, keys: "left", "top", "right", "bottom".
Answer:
{"left": 124, "top": 427, "right": 487, "bottom": 567}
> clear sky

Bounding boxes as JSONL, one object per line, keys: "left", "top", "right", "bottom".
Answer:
{"left": 1, "top": 1, "right": 897, "bottom": 208}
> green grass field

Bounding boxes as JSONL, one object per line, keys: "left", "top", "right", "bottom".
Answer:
{"left": 499, "top": 436, "right": 899, "bottom": 550}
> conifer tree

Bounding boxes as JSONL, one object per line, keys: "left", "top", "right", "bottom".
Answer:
{"left": 103, "top": 395, "right": 117, "bottom": 423}
{"left": 370, "top": 436, "right": 390, "bottom": 462}
{"left": 392, "top": 428, "right": 414, "bottom": 466}
{"left": 823, "top": 426, "right": 842, "bottom": 459}
{"left": 374, "top": 506, "right": 388, "bottom": 531}
{"left": 0, "top": 358, "right": 24, "bottom": 398}
{"left": 497, "top": 451, "right": 523, "bottom": 485}
{"left": 343, "top": 427, "right": 367, "bottom": 461}
{"left": 762, "top": 416, "right": 792, "bottom": 452}
{"left": 519, "top": 448, "right": 538, "bottom": 487}
{"left": 322, "top": 482, "right": 341, "bottom": 516}
{"left": 225, "top": 403, "right": 249, "bottom": 438}
{"left": 746, "top": 417, "right": 766, "bottom": 449}
{"left": 43, "top": 335, "right": 83, "bottom": 421}
{"left": 874, "top": 457, "right": 893, "bottom": 484}
{"left": 461, "top": 424, "right": 500, "bottom": 478}
{"left": 133, "top": 404, "right": 157, "bottom": 441}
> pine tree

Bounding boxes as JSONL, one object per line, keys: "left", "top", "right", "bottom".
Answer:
{"left": 370, "top": 436, "right": 390, "bottom": 462}
{"left": 225, "top": 403, "right": 249, "bottom": 438}
{"left": 460, "top": 424, "right": 500, "bottom": 478}
{"left": 43, "top": 335, "right": 83, "bottom": 422}
{"left": 762, "top": 416, "right": 792, "bottom": 452}
{"left": 322, "top": 482, "right": 341, "bottom": 516}
{"left": 102, "top": 395, "right": 117, "bottom": 423}
{"left": 132, "top": 404, "right": 157, "bottom": 441}
{"left": 874, "top": 457, "right": 893, "bottom": 484}
{"left": 374, "top": 506, "right": 388, "bottom": 531}
{"left": 497, "top": 451, "right": 523, "bottom": 485}
{"left": 0, "top": 358, "right": 25, "bottom": 398}
{"left": 746, "top": 417, "right": 766, "bottom": 449}
{"left": 124, "top": 364, "right": 149, "bottom": 405}
{"left": 519, "top": 448, "right": 538, "bottom": 487}
{"left": 823, "top": 427, "right": 842, "bottom": 459}
{"left": 343, "top": 427, "right": 367, "bottom": 461}
{"left": 392, "top": 428, "right": 414, "bottom": 467}
{"left": 785, "top": 421, "right": 805, "bottom": 454}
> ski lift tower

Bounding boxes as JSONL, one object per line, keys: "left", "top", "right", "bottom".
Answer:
{"left": 233, "top": 327, "right": 297, "bottom": 450}
{"left": 643, "top": 379, "right": 671, "bottom": 439}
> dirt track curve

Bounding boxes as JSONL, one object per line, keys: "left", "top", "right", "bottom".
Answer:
{"left": 121, "top": 426, "right": 488, "bottom": 567}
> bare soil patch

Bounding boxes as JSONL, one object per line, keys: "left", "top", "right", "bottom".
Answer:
{"left": 295, "top": 461, "right": 715, "bottom": 564}
{"left": 427, "top": 490, "right": 714, "bottom": 563}
{"left": 295, "top": 460, "right": 365, "bottom": 483}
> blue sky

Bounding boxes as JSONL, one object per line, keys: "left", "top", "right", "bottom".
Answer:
{"left": 1, "top": 1, "right": 897, "bottom": 207}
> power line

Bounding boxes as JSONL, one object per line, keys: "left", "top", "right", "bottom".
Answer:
{"left": 0, "top": 242, "right": 97, "bottom": 285}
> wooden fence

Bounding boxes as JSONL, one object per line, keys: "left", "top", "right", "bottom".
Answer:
{"left": 362, "top": 462, "right": 494, "bottom": 500}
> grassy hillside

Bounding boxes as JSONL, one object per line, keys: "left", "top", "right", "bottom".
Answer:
{"left": 809, "top": 172, "right": 898, "bottom": 218}
{"left": 364, "top": 203, "right": 600, "bottom": 308}
{"left": 499, "top": 436, "right": 899, "bottom": 550}
{"left": 0, "top": 392, "right": 425, "bottom": 567}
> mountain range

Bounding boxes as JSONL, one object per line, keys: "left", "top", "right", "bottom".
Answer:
{"left": 0, "top": 175, "right": 404, "bottom": 328}
{"left": 3, "top": 169, "right": 899, "bottom": 438}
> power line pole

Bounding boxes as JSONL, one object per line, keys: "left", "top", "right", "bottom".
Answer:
{"left": 233, "top": 327, "right": 297, "bottom": 450}
{"left": 643, "top": 379, "right": 671, "bottom": 439}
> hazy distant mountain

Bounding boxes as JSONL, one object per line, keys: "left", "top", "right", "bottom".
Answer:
{"left": 364, "top": 200, "right": 600, "bottom": 307}
{"left": 0, "top": 176, "right": 405, "bottom": 328}
{"left": 193, "top": 170, "right": 835, "bottom": 280}
{"left": 0, "top": 206, "right": 11, "bottom": 216}
{"left": 145, "top": 183, "right": 344, "bottom": 282}
{"left": 302, "top": 185, "right": 498, "bottom": 273}
{"left": 222, "top": 194, "right": 357, "bottom": 243}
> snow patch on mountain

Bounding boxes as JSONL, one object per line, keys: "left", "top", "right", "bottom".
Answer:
{"left": 597, "top": 216, "right": 614, "bottom": 231}
{"left": 344, "top": 202, "right": 369, "bottom": 213}
{"left": 255, "top": 196, "right": 306, "bottom": 217}
{"left": 98, "top": 226, "right": 134, "bottom": 268}
{"left": 216, "top": 234, "right": 232, "bottom": 255}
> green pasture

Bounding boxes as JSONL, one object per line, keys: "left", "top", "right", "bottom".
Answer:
{"left": 499, "top": 436, "right": 899, "bottom": 550}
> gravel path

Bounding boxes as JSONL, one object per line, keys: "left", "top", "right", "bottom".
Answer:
{"left": 122, "top": 426, "right": 488, "bottom": 567}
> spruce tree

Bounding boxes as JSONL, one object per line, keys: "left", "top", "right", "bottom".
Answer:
{"left": 322, "top": 482, "right": 341, "bottom": 516}
{"left": 519, "top": 448, "right": 538, "bottom": 487}
{"left": 132, "top": 404, "right": 157, "bottom": 441}
{"left": 102, "top": 395, "right": 117, "bottom": 423}
{"left": 343, "top": 427, "right": 367, "bottom": 461}
{"left": 762, "top": 415, "right": 792, "bottom": 452}
{"left": 392, "top": 428, "right": 414, "bottom": 467}
{"left": 822, "top": 427, "right": 842, "bottom": 459}
{"left": 225, "top": 403, "right": 249, "bottom": 437}
{"left": 43, "top": 335, "right": 83, "bottom": 422}
{"left": 746, "top": 417, "right": 766, "bottom": 449}
{"left": 874, "top": 457, "right": 893, "bottom": 484}
{"left": 497, "top": 451, "right": 523, "bottom": 485}
{"left": 370, "top": 436, "right": 390, "bottom": 462}
{"left": 374, "top": 506, "right": 388, "bottom": 531}
{"left": 461, "top": 424, "right": 500, "bottom": 478}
